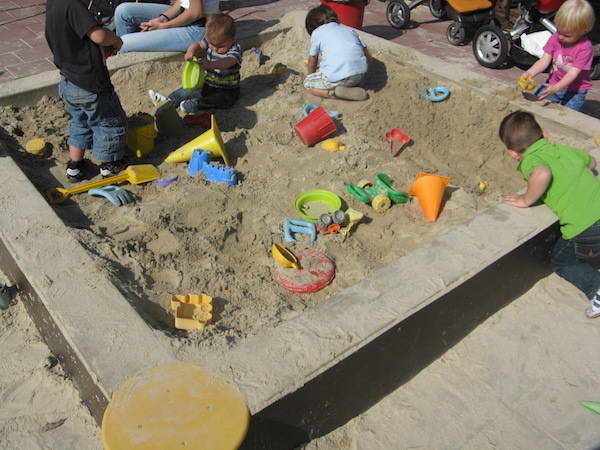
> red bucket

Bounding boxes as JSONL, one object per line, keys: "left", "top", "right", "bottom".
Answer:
{"left": 320, "top": 0, "right": 368, "bottom": 30}
{"left": 295, "top": 106, "right": 337, "bottom": 146}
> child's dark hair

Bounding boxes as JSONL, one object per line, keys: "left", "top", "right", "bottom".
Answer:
{"left": 498, "top": 110, "right": 543, "bottom": 153}
{"left": 305, "top": 5, "right": 338, "bottom": 35}
{"left": 205, "top": 13, "right": 236, "bottom": 44}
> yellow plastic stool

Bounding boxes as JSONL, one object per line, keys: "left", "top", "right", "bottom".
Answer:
{"left": 102, "top": 362, "right": 250, "bottom": 450}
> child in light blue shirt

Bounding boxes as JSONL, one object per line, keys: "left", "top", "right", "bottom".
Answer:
{"left": 304, "top": 5, "right": 370, "bottom": 101}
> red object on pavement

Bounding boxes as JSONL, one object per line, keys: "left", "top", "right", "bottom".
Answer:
{"left": 320, "top": 0, "right": 369, "bottom": 30}
{"left": 273, "top": 248, "right": 335, "bottom": 293}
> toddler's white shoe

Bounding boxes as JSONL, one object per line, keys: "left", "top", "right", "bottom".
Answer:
{"left": 148, "top": 89, "right": 168, "bottom": 106}
{"left": 179, "top": 100, "right": 195, "bottom": 114}
{"left": 586, "top": 296, "right": 600, "bottom": 319}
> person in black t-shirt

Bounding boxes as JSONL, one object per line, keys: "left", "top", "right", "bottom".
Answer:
{"left": 45, "top": 0, "right": 129, "bottom": 182}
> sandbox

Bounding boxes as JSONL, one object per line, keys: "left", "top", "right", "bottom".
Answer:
{"left": 1, "top": 11, "right": 598, "bottom": 445}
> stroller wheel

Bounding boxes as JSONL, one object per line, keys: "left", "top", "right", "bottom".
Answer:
{"left": 428, "top": 0, "right": 446, "bottom": 18}
{"left": 386, "top": 0, "right": 410, "bottom": 29}
{"left": 447, "top": 22, "right": 467, "bottom": 46}
{"left": 472, "top": 24, "right": 509, "bottom": 69}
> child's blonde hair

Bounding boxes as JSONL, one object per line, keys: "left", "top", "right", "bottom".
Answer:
{"left": 205, "top": 13, "right": 236, "bottom": 45}
{"left": 554, "top": 0, "right": 595, "bottom": 35}
{"left": 498, "top": 111, "right": 543, "bottom": 153}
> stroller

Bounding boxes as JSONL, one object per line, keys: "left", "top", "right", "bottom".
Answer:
{"left": 472, "top": 0, "right": 600, "bottom": 78}
{"left": 383, "top": 0, "right": 448, "bottom": 29}
{"left": 383, "top": 0, "right": 497, "bottom": 46}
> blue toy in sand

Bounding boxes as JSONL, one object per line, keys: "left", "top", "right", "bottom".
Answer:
{"left": 252, "top": 48, "right": 268, "bottom": 65}
{"left": 416, "top": 84, "right": 450, "bottom": 102}
{"left": 188, "top": 149, "right": 238, "bottom": 186}
{"left": 188, "top": 149, "right": 212, "bottom": 176}
{"left": 284, "top": 218, "right": 317, "bottom": 243}
{"left": 303, "top": 104, "right": 341, "bottom": 120}
{"left": 88, "top": 185, "right": 133, "bottom": 206}
{"left": 203, "top": 163, "right": 237, "bottom": 186}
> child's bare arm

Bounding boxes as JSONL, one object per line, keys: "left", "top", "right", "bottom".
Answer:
{"left": 307, "top": 55, "right": 318, "bottom": 74}
{"left": 184, "top": 41, "right": 205, "bottom": 61}
{"left": 88, "top": 26, "right": 123, "bottom": 53}
{"left": 539, "top": 67, "right": 581, "bottom": 100}
{"left": 502, "top": 166, "right": 552, "bottom": 208}
{"left": 523, "top": 53, "right": 552, "bottom": 79}
{"left": 590, "top": 156, "right": 597, "bottom": 170}
{"left": 199, "top": 56, "right": 237, "bottom": 70}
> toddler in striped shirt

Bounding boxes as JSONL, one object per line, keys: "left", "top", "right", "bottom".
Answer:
{"left": 149, "top": 13, "right": 242, "bottom": 113}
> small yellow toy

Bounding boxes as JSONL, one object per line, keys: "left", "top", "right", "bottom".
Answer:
{"left": 270, "top": 63, "right": 287, "bottom": 74}
{"left": 271, "top": 244, "right": 299, "bottom": 269}
{"left": 321, "top": 138, "right": 346, "bottom": 151}
{"left": 25, "top": 138, "right": 46, "bottom": 155}
{"left": 170, "top": 294, "right": 213, "bottom": 330}
{"left": 518, "top": 77, "right": 536, "bottom": 91}
{"left": 340, "top": 208, "right": 364, "bottom": 236}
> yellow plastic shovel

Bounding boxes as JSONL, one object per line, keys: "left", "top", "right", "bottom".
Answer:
{"left": 46, "top": 164, "right": 160, "bottom": 204}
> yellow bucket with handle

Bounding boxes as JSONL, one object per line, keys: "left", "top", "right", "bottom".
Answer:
{"left": 127, "top": 112, "right": 157, "bottom": 158}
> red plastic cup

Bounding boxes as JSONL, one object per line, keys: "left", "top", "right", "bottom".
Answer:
{"left": 294, "top": 106, "right": 337, "bottom": 146}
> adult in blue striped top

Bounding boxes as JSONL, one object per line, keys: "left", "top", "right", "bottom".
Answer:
{"left": 149, "top": 13, "right": 242, "bottom": 114}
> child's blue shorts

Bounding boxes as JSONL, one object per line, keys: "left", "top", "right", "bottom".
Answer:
{"left": 59, "top": 76, "right": 127, "bottom": 162}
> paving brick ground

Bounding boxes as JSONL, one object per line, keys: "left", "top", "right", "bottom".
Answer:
{"left": 0, "top": 0, "right": 53, "bottom": 82}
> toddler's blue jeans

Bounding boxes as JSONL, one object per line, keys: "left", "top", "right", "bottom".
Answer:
{"left": 535, "top": 86, "right": 588, "bottom": 112}
{"left": 551, "top": 219, "right": 600, "bottom": 299}
{"left": 169, "top": 85, "right": 240, "bottom": 111}
{"left": 59, "top": 77, "right": 127, "bottom": 162}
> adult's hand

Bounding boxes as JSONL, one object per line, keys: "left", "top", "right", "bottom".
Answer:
{"left": 140, "top": 17, "right": 165, "bottom": 32}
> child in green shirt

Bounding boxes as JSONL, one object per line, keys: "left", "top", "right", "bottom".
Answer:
{"left": 499, "top": 110, "right": 600, "bottom": 318}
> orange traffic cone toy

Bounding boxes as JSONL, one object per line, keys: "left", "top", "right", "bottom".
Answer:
{"left": 408, "top": 172, "right": 451, "bottom": 222}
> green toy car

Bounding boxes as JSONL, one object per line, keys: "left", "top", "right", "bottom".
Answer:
{"left": 346, "top": 173, "right": 409, "bottom": 212}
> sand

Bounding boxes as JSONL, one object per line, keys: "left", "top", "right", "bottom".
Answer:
{"left": 0, "top": 28, "right": 548, "bottom": 350}
{"left": 1, "top": 27, "right": 595, "bottom": 353}
{"left": 0, "top": 287, "right": 100, "bottom": 450}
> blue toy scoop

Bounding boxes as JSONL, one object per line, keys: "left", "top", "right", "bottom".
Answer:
{"left": 88, "top": 185, "right": 133, "bottom": 206}
{"left": 416, "top": 84, "right": 450, "bottom": 102}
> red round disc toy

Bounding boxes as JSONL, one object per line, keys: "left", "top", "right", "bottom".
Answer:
{"left": 273, "top": 248, "right": 335, "bottom": 293}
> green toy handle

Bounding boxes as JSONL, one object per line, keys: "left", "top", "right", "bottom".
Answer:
{"left": 375, "top": 173, "right": 409, "bottom": 204}
{"left": 346, "top": 184, "right": 371, "bottom": 202}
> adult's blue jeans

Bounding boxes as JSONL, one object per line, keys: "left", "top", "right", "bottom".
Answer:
{"left": 551, "top": 219, "right": 600, "bottom": 299}
{"left": 59, "top": 77, "right": 127, "bottom": 162}
{"left": 114, "top": 2, "right": 206, "bottom": 53}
